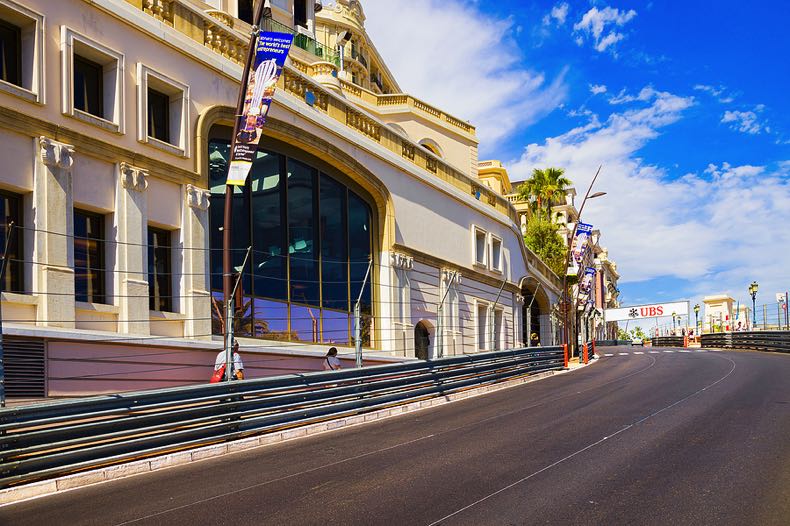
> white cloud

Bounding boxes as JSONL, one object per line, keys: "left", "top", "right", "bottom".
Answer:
{"left": 505, "top": 86, "right": 790, "bottom": 300}
{"left": 573, "top": 6, "right": 637, "bottom": 53}
{"left": 693, "top": 84, "right": 735, "bottom": 103}
{"left": 721, "top": 110, "right": 766, "bottom": 134}
{"left": 589, "top": 84, "right": 608, "bottom": 95}
{"left": 543, "top": 2, "right": 570, "bottom": 26}
{"left": 363, "top": 0, "right": 568, "bottom": 150}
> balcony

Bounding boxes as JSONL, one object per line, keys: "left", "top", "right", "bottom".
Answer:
{"left": 263, "top": 18, "right": 340, "bottom": 67}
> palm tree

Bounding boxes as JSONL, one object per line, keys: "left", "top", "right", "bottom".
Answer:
{"left": 517, "top": 168, "right": 571, "bottom": 220}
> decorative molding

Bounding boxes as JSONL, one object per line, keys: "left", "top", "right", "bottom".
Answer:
{"left": 186, "top": 184, "right": 211, "bottom": 211}
{"left": 119, "top": 163, "right": 150, "bottom": 192}
{"left": 391, "top": 252, "right": 413, "bottom": 271}
{"left": 39, "top": 137, "right": 74, "bottom": 170}
{"left": 515, "top": 294, "right": 525, "bottom": 305}
{"left": 441, "top": 269, "right": 462, "bottom": 286}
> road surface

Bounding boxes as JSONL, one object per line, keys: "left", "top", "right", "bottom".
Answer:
{"left": 2, "top": 348, "right": 789, "bottom": 525}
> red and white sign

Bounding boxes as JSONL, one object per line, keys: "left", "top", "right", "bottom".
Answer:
{"left": 604, "top": 301, "right": 689, "bottom": 322}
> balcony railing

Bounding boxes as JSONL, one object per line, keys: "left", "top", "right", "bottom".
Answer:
{"left": 263, "top": 18, "right": 340, "bottom": 67}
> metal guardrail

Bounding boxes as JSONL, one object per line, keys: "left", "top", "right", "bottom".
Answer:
{"left": 701, "top": 331, "right": 790, "bottom": 353}
{"left": 596, "top": 340, "right": 631, "bottom": 347}
{"left": 651, "top": 336, "right": 685, "bottom": 347}
{"left": 0, "top": 347, "right": 563, "bottom": 489}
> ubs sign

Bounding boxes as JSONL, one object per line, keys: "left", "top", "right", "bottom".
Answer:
{"left": 605, "top": 301, "right": 689, "bottom": 322}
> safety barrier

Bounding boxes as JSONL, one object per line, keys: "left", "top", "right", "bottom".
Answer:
{"left": 701, "top": 331, "right": 790, "bottom": 353}
{"left": 0, "top": 346, "right": 563, "bottom": 489}
{"left": 651, "top": 336, "right": 685, "bottom": 347}
{"left": 596, "top": 340, "right": 631, "bottom": 347}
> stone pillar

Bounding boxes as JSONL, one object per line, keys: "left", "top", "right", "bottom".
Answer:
{"left": 115, "top": 163, "right": 150, "bottom": 335}
{"left": 34, "top": 137, "right": 76, "bottom": 328}
{"left": 182, "top": 184, "right": 212, "bottom": 339}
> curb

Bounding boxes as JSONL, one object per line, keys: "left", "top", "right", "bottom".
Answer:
{"left": 0, "top": 367, "right": 571, "bottom": 506}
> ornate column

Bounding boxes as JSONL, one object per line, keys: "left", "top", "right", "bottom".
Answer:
{"left": 115, "top": 163, "right": 150, "bottom": 335}
{"left": 515, "top": 292, "right": 525, "bottom": 347}
{"left": 34, "top": 137, "right": 76, "bottom": 328}
{"left": 390, "top": 252, "right": 413, "bottom": 356}
{"left": 182, "top": 184, "right": 211, "bottom": 339}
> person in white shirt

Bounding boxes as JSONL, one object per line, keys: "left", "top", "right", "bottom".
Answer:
{"left": 323, "top": 347, "right": 342, "bottom": 371}
{"left": 215, "top": 340, "right": 244, "bottom": 380}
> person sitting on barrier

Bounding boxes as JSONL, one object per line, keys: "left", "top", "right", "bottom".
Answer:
{"left": 531, "top": 332, "right": 541, "bottom": 347}
{"left": 212, "top": 340, "right": 245, "bottom": 381}
{"left": 323, "top": 347, "right": 342, "bottom": 371}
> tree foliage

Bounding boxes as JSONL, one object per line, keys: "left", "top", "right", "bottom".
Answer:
{"left": 523, "top": 215, "right": 567, "bottom": 277}
{"left": 517, "top": 167, "right": 572, "bottom": 220}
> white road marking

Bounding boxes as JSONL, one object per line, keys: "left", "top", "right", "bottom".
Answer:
{"left": 648, "top": 351, "right": 660, "bottom": 354}
{"left": 604, "top": 353, "right": 614, "bottom": 357}
{"left": 679, "top": 350, "right": 691, "bottom": 353}
{"left": 618, "top": 352, "right": 630, "bottom": 356}
{"left": 663, "top": 350, "right": 675, "bottom": 353}
{"left": 634, "top": 351, "right": 644, "bottom": 355}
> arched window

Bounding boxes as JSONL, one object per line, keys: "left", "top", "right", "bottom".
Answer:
{"left": 418, "top": 139, "right": 443, "bottom": 158}
{"left": 207, "top": 129, "right": 374, "bottom": 347}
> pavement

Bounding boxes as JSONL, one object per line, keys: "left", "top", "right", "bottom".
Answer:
{"left": 1, "top": 347, "right": 788, "bottom": 525}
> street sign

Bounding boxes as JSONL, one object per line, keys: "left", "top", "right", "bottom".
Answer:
{"left": 604, "top": 301, "right": 689, "bottom": 322}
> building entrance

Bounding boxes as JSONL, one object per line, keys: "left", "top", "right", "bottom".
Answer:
{"left": 414, "top": 322, "right": 430, "bottom": 360}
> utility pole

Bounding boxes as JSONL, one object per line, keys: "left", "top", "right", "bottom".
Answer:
{"left": 354, "top": 258, "right": 373, "bottom": 368}
{"left": 225, "top": 247, "right": 251, "bottom": 381}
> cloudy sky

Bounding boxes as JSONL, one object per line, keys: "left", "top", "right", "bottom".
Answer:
{"left": 363, "top": 0, "right": 790, "bottom": 322}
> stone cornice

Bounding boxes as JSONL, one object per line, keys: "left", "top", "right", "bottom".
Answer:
{"left": 39, "top": 137, "right": 74, "bottom": 170}
{"left": 185, "top": 184, "right": 210, "bottom": 210}
{"left": 119, "top": 163, "right": 149, "bottom": 192}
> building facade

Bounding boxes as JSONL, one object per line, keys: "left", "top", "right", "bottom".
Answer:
{"left": 0, "top": 0, "right": 561, "bottom": 397}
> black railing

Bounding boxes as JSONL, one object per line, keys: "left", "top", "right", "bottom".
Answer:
{"left": 651, "top": 336, "right": 685, "bottom": 347}
{"left": 0, "top": 346, "right": 563, "bottom": 488}
{"left": 701, "top": 331, "right": 790, "bottom": 353}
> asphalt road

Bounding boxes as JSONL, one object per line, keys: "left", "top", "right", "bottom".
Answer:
{"left": 2, "top": 348, "right": 789, "bottom": 526}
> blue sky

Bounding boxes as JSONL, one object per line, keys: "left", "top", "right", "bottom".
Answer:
{"left": 364, "top": 1, "right": 790, "bottom": 321}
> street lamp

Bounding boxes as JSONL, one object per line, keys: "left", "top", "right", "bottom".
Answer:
{"left": 694, "top": 304, "right": 700, "bottom": 335}
{"left": 559, "top": 167, "right": 605, "bottom": 361}
{"left": 748, "top": 281, "right": 758, "bottom": 328}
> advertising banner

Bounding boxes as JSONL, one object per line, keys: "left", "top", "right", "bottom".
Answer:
{"left": 226, "top": 31, "right": 294, "bottom": 186}
{"left": 604, "top": 301, "right": 689, "bottom": 322}
{"left": 578, "top": 267, "right": 596, "bottom": 301}
{"left": 571, "top": 223, "right": 594, "bottom": 266}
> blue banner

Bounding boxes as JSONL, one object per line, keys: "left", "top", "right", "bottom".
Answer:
{"left": 579, "top": 266, "right": 596, "bottom": 301}
{"left": 571, "top": 222, "right": 594, "bottom": 266}
{"left": 227, "top": 31, "right": 294, "bottom": 186}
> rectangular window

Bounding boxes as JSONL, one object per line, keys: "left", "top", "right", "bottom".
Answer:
{"left": 147, "top": 88, "right": 170, "bottom": 144}
{"left": 490, "top": 236, "right": 502, "bottom": 272}
{"left": 493, "top": 309, "right": 503, "bottom": 351}
{"left": 148, "top": 227, "right": 172, "bottom": 312}
{"left": 73, "top": 55, "right": 104, "bottom": 118}
{"left": 294, "top": 0, "right": 308, "bottom": 28}
{"left": 0, "top": 190, "right": 23, "bottom": 293}
{"left": 477, "top": 303, "right": 488, "bottom": 351}
{"left": 474, "top": 228, "right": 487, "bottom": 266}
{"left": 137, "top": 64, "right": 190, "bottom": 155}
{"left": 63, "top": 28, "right": 125, "bottom": 132}
{"left": 0, "top": 19, "right": 21, "bottom": 86}
{"left": 74, "top": 209, "right": 105, "bottom": 304}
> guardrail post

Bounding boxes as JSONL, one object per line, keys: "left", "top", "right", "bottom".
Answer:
{"left": 563, "top": 344, "right": 568, "bottom": 368}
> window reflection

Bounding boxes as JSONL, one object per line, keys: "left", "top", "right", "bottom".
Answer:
{"left": 208, "top": 136, "right": 373, "bottom": 347}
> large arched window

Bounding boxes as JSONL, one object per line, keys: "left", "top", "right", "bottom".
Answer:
{"left": 208, "top": 132, "right": 373, "bottom": 346}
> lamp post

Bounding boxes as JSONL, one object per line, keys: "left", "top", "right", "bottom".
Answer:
{"left": 748, "top": 281, "right": 758, "bottom": 329}
{"left": 560, "top": 166, "right": 605, "bottom": 360}
{"left": 694, "top": 303, "right": 700, "bottom": 336}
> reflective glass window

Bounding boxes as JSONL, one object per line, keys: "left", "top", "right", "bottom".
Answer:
{"left": 147, "top": 227, "right": 172, "bottom": 312}
{"left": 74, "top": 209, "right": 105, "bottom": 304}
{"left": 320, "top": 174, "right": 347, "bottom": 311}
{"left": 0, "top": 190, "right": 23, "bottom": 293}
{"left": 322, "top": 310, "right": 350, "bottom": 345}
{"left": 287, "top": 159, "right": 318, "bottom": 306}
{"left": 251, "top": 151, "right": 286, "bottom": 301}
{"left": 290, "top": 304, "right": 320, "bottom": 343}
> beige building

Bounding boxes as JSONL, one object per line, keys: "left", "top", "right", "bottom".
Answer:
{"left": 0, "top": 0, "right": 561, "bottom": 398}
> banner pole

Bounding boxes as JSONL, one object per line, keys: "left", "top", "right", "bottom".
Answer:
{"left": 223, "top": 0, "right": 269, "bottom": 373}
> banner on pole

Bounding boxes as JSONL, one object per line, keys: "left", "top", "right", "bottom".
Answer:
{"left": 605, "top": 301, "right": 689, "bottom": 322}
{"left": 571, "top": 223, "right": 593, "bottom": 266}
{"left": 226, "top": 31, "right": 294, "bottom": 186}
{"left": 578, "top": 267, "right": 596, "bottom": 301}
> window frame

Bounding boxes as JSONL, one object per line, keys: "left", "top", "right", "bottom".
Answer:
{"left": 147, "top": 226, "right": 173, "bottom": 313}
{"left": 0, "top": 188, "right": 23, "bottom": 294}
{"left": 472, "top": 225, "right": 487, "bottom": 268}
{"left": 61, "top": 26, "right": 125, "bottom": 134}
{"left": 489, "top": 234, "right": 503, "bottom": 273}
{"left": 475, "top": 300, "right": 489, "bottom": 352}
{"left": 136, "top": 63, "right": 190, "bottom": 157}
{"left": 0, "top": 0, "right": 44, "bottom": 103}
{"left": 73, "top": 208, "right": 107, "bottom": 305}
